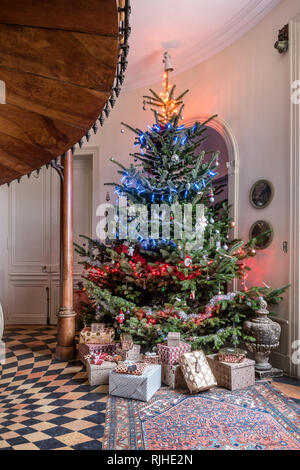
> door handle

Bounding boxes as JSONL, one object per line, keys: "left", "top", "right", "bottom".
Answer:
{"left": 41, "top": 265, "right": 49, "bottom": 273}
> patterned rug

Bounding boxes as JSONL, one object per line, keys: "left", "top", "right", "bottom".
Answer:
{"left": 103, "top": 384, "right": 300, "bottom": 450}
{"left": 0, "top": 327, "right": 107, "bottom": 450}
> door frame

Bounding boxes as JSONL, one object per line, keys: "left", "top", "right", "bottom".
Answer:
{"left": 3, "top": 146, "right": 99, "bottom": 326}
{"left": 288, "top": 14, "right": 300, "bottom": 377}
{"left": 73, "top": 146, "right": 100, "bottom": 238}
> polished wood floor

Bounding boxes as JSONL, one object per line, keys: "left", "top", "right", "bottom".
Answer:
{"left": 270, "top": 377, "right": 300, "bottom": 402}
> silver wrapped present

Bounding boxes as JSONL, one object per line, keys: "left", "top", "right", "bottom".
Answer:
{"left": 87, "top": 360, "right": 116, "bottom": 386}
{"left": 109, "top": 364, "right": 161, "bottom": 402}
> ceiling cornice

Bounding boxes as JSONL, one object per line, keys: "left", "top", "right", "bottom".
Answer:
{"left": 123, "top": 0, "right": 281, "bottom": 92}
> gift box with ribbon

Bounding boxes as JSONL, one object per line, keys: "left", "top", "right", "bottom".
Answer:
{"left": 78, "top": 343, "right": 119, "bottom": 365}
{"left": 158, "top": 341, "right": 191, "bottom": 365}
{"left": 89, "top": 352, "right": 108, "bottom": 365}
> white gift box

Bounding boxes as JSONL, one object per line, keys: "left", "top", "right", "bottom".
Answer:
{"left": 87, "top": 360, "right": 116, "bottom": 386}
{"left": 109, "top": 364, "right": 161, "bottom": 402}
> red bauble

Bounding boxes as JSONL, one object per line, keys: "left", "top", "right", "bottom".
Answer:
{"left": 183, "top": 255, "right": 192, "bottom": 267}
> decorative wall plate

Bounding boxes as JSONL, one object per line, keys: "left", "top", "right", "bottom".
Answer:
{"left": 249, "top": 220, "right": 274, "bottom": 250}
{"left": 249, "top": 179, "right": 274, "bottom": 209}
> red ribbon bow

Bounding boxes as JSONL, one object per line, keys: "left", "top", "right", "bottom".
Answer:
{"left": 90, "top": 352, "right": 108, "bottom": 365}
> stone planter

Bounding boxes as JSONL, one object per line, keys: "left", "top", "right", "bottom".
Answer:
{"left": 244, "top": 298, "right": 282, "bottom": 378}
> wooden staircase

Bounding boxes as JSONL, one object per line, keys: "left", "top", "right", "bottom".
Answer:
{"left": 0, "top": 0, "right": 130, "bottom": 185}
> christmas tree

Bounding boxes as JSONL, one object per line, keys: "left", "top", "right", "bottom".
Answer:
{"left": 75, "top": 53, "right": 287, "bottom": 352}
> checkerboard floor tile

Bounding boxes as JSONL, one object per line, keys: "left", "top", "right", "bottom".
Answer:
{"left": 0, "top": 326, "right": 108, "bottom": 450}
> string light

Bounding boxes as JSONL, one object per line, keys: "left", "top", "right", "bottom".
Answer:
{"left": 142, "top": 57, "right": 188, "bottom": 123}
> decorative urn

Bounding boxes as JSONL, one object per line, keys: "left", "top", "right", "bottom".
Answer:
{"left": 244, "top": 297, "right": 281, "bottom": 372}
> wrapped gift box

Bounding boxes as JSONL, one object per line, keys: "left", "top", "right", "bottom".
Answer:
{"left": 78, "top": 343, "right": 119, "bottom": 365}
{"left": 116, "top": 344, "right": 142, "bottom": 361}
{"left": 207, "top": 354, "right": 255, "bottom": 391}
{"left": 115, "top": 361, "right": 147, "bottom": 376}
{"left": 109, "top": 364, "right": 161, "bottom": 402}
{"left": 179, "top": 351, "right": 217, "bottom": 393}
{"left": 143, "top": 353, "right": 160, "bottom": 365}
{"left": 91, "top": 323, "right": 105, "bottom": 333}
{"left": 161, "top": 363, "right": 187, "bottom": 389}
{"left": 87, "top": 360, "right": 116, "bottom": 386}
{"left": 167, "top": 332, "right": 181, "bottom": 347}
{"left": 158, "top": 341, "right": 191, "bottom": 365}
{"left": 120, "top": 333, "right": 133, "bottom": 351}
{"left": 79, "top": 326, "right": 114, "bottom": 345}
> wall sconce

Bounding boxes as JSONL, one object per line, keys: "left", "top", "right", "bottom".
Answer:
{"left": 274, "top": 24, "right": 289, "bottom": 54}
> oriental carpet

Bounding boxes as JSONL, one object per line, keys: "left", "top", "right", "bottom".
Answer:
{"left": 103, "top": 383, "right": 300, "bottom": 450}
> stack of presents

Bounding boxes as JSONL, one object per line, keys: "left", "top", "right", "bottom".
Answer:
{"left": 78, "top": 325, "right": 256, "bottom": 402}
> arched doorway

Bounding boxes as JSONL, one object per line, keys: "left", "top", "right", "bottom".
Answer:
{"left": 184, "top": 115, "right": 239, "bottom": 238}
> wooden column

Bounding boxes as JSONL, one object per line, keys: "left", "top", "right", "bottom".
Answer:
{"left": 56, "top": 149, "right": 76, "bottom": 361}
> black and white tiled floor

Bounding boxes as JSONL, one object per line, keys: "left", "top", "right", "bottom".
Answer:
{"left": 0, "top": 326, "right": 299, "bottom": 450}
{"left": 0, "top": 327, "right": 107, "bottom": 450}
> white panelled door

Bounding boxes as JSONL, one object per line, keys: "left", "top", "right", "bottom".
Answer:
{"left": 7, "top": 154, "right": 93, "bottom": 325}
